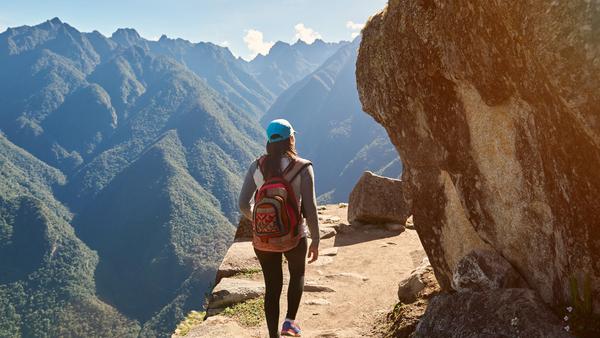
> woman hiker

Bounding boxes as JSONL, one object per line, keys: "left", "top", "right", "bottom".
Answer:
{"left": 239, "top": 118, "right": 320, "bottom": 337}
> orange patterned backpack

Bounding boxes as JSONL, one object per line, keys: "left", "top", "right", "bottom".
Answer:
{"left": 252, "top": 156, "right": 311, "bottom": 252}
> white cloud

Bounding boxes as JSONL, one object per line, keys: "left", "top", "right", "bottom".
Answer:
{"left": 244, "top": 29, "right": 274, "bottom": 59}
{"left": 219, "top": 40, "right": 230, "bottom": 47}
{"left": 346, "top": 21, "right": 365, "bottom": 39}
{"left": 346, "top": 21, "right": 365, "bottom": 31}
{"left": 294, "top": 23, "right": 322, "bottom": 44}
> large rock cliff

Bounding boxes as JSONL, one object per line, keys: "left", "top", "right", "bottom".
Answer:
{"left": 356, "top": 0, "right": 600, "bottom": 312}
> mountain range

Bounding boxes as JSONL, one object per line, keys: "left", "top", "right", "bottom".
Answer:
{"left": 245, "top": 39, "right": 346, "bottom": 96}
{"left": 0, "top": 18, "right": 400, "bottom": 337}
{"left": 263, "top": 37, "right": 402, "bottom": 202}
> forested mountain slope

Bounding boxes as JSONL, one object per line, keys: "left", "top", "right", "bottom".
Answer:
{"left": 0, "top": 18, "right": 264, "bottom": 337}
{"left": 0, "top": 134, "right": 140, "bottom": 337}
{"left": 246, "top": 39, "right": 347, "bottom": 96}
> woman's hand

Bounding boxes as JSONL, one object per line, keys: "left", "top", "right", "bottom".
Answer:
{"left": 307, "top": 242, "right": 319, "bottom": 263}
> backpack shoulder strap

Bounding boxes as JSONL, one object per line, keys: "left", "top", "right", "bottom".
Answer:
{"left": 284, "top": 158, "right": 312, "bottom": 183}
{"left": 257, "top": 155, "right": 267, "bottom": 177}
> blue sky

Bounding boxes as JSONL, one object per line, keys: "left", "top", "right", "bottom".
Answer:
{"left": 0, "top": 0, "right": 387, "bottom": 59}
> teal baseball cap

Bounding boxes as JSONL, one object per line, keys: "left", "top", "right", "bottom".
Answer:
{"left": 266, "top": 119, "right": 296, "bottom": 143}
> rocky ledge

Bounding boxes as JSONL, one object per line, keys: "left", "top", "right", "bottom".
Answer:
{"left": 173, "top": 199, "right": 427, "bottom": 337}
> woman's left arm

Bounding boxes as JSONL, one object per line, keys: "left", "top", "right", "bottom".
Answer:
{"left": 300, "top": 165, "right": 319, "bottom": 262}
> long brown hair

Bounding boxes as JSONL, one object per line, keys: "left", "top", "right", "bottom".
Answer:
{"left": 263, "top": 136, "right": 297, "bottom": 178}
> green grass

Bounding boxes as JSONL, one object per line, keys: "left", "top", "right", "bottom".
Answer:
{"left": 233, "top": 268, "right": 263, "bottom": 278}
{"left": 222, "top": 298, "right": 265, "bottom": 327}
{"left": 173, "top": 310, "right": 206, "bottom": 337}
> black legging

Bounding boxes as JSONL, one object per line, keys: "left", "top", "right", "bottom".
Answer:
{"left": 254, "top": 237, "right": 307, "bottom": 338}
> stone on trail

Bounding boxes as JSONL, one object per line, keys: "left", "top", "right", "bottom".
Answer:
{"left": 322, "top": 216, "right": 341, "bottom": 224}
{"left": 304, "top": 298, "right": 331, "bottom": 306}
{"left": 397, "top": 258, "right": 433, "bottom": 304}
{"left": 319, "top": 228, "right": 337, "bottom": 240}
{"left": 414, "top": 289, "right": 572, "bottom": 338}
{"left": 207, "top": 278, "right": 264, "bottom": 309}
{"left": 348, "top": 171, "right": 410, "bottom": 225}
{"left": 216, "top": 241, "right": 260, "bottom": 283}
{"left": 181, "top": 315, "right": 252, "bottom": 338}
{"left": 308, "top": 228, "right": 336, "bottom": 239}
{"left": 333, "top": 223, "right": 353, "bottom": 234}
{"left": 325, "top": 272, "right": 369, "bottom": 282}
{"left": 321, "top": 247, "right": 338, "bottom": 256}
{"left": 385, "top": 223, "right": 405, "bottom": 232}
{"left": 452, "top": 249, "right": 528, "bottom": 292}
{"left": 304, "top": 282, "right": 336, "bottom": 293}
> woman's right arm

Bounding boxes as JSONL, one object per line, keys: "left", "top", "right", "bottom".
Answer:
{"left": 238, "top": 161, "right": 258, "bottom": 220}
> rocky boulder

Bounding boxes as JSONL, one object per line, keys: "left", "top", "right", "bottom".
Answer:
{"left": 414, "top": 289, "right": 572, "bottom": 337}
{"left": 398, "top": 258, "right": 435, "bottom": 303}
{"left": 206, "top": 278, "right": 264, "bottom": 310}
{"left": 452, "top": 249, "right": 528, "bottom": 292}
{"left": 348, "top": 171, "right": 410, "bottom": 224}
{"left": 215, "top": 241, "right": 261, "bottom": 283}
{"left": 357, "top": 0, "right": 600, "bottom": 311}
{"left": 386, "top": 258, "right": 441, "bottom": 338}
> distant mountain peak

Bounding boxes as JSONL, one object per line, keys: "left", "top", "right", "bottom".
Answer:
{"left": 294, "top": 39, "right": 308, "bottom": 46}
{"left": 158, "top": 34, "right": 193, "bottom": 46}
{"left": 254, "top": 41, "right": 292, "bottom": 59}
{"left": 271, "top": 41, "right": 291, "bottom": 50}
{"left": 49, "top": 17, "right": 63, "bottom": 25}
{"left": 35, "top": 17, "right": 67, "bottom": 31}
{"left": 112, "top": 27, "right": 141, "bottom": 40}
{"left": 111, "top": 28, "right": 146, "bottom": 49}
{"left": 293, "top": 38, "right": 326, "bottom": 46}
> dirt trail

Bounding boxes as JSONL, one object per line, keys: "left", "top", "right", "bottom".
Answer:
{"left": 183, "top": 204, "right": 426, "bottom": 338}
{"left": 292, "top": 205, "right": 425, "bottom": 337}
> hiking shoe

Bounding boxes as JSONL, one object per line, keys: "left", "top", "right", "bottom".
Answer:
{"left": 281, "top": 320, "right": 302, "bottom": 337}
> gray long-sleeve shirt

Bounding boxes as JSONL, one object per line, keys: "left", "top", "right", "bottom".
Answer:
{"left": 238, "top": 156, "right": 320, "bottom": 247}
